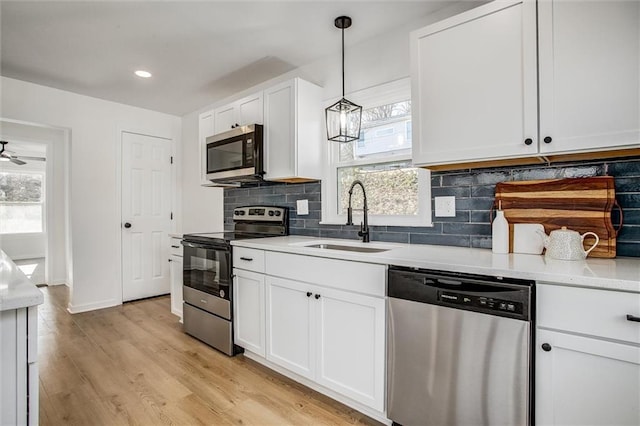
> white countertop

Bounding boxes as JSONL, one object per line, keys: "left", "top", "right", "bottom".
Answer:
{"left": 232, "top": 236, "right": 640, "bottom": 293}
{"left": 0, "top": 250, "right": 44, "bottom": 311}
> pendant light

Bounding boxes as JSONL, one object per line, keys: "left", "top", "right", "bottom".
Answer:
{"left": 325, "top": 16, "right": 362, "bottom": 143}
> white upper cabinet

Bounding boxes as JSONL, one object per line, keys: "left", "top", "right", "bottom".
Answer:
{"left": 411, "top": 0, "right": 538, "bottom": 167}
{"left": 538, "top": 0, "right": 640, "bottom": 154}
{"left": 198, "top": 110, "right": 215, "bottom": 186}
{"left": 411, "top": 0, "right": 640, "bottom": 169}
{"left": 263, "top": 78, "right": 323, "bottom": 182}
{"left": 213, "top": 91, "right": 263, "bottom": 135}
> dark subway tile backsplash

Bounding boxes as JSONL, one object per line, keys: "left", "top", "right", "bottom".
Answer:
{"left": 223, "top": 157, "right": 640, "bottom": 257}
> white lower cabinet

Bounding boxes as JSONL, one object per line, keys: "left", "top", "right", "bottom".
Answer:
{"left": 233, "top": 269, "right": 266, "bottom": 357}
{"left": 233, "top": 248, "right": 386, "bottom": 415}
{"left": 536, "top": 329, "right": 640, "bottom": 426}
{"left": 536, "top": 283, "right": 640, "bottom": 426}
{"left": 168, "top": 237, "right": 183, "bottom": 319}
{"left": 1, "top": 306, "right": 38, "bottom": 426}
{"left": 265, "top": 275, "right": 385, "bottom": 411}
{"left": 314, "top": 284, "right": 385, "bottom": 410}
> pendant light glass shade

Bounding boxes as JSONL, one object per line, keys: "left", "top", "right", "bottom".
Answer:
{"left": 326, "top": 97, "right": 362, "bottom": 143}
{"left": 326, "top": 16, "right": 362, "bottom": 143}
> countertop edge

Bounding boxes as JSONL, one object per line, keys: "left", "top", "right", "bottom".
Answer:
{"left": 0, "top": 250, "right": 44, "bottom": 311}
{"left": 231, "top": 236, "right": 640, "bottom": 293}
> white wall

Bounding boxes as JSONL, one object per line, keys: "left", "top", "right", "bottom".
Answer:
{"left": 1, "top": 77, "right": 182, "bottom": 313}
{"left": 178, "top": 111, "right": 224, "bottom": 233}
{"left": 181, "top": 1, "right": 481, "bottom": 231}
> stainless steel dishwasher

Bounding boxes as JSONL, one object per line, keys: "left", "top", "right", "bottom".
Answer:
{"left": 387, "top": 266, "right": 534, "bottom": 426}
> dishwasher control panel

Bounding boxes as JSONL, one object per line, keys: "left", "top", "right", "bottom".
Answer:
{"left": 440, "top": 291, "right": 523, "bottom": 315}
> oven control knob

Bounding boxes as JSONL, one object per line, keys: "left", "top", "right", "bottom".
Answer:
{"left": 219, "top": 289, "right": 225, "bottom": 298}
{"left": 268, "top": 211, "right": 274, "bottom": 216}
{"left": 234, "top": 211, "right": 240, "bottom": 215}
{"left": 275, "top": 211, "right": 281, "bottom": 216}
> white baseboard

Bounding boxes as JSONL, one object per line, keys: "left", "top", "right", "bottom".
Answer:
{"left": 67, "top": 298, "right": 121, "bottom": 314}
{"left": 242, "top": 351, "right": 391, "bottom": 425}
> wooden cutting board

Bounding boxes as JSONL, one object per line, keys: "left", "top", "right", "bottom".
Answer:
{"left": 494, "top": 177, "right": 619, "bottom": 258}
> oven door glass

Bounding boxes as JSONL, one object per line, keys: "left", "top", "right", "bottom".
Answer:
{"left": 182, "top": 242, "right": 231, "bottom": 300}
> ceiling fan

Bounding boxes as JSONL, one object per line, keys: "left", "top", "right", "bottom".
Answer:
{"left": 0, "top": 141, "right": 46, "bottom": 165}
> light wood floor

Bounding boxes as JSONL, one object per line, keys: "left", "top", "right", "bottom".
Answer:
{"left": 38, "top": 286, "right": 382, "bottom": 425}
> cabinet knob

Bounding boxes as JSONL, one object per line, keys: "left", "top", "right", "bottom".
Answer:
{"left": 306, "top": 292, "right": 312, "bottom": 298}
{"left": 168, "top": 258, "right": 172, "bottom": 262}
{"left": 544, "top": 136, "right": 552, "bottom": 144}
{"left": 541, "top": 343, "right": 552, "bottom": 352}
{"left": 124, "top": 222, "right": 132, "bottom": 229}
{"left": 314, "top": 294, "right": 321, "bottom": 300}
{"left": 524, "top": 138, "right": 533, "bottom": 146}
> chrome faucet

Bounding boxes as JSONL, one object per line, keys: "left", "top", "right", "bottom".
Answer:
{"left": 346, "top": 180, "right": 370, "bottom": 243}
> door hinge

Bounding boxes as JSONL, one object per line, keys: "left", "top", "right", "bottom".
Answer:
{"left": 170, "top": 212, "right": 173, "bottom": 220}
{"left": 170, "top": 156, "right": 173, "bottom": 164}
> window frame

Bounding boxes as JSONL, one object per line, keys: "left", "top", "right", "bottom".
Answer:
{"left": 321, "top": 78, "right": 432, "bottom": 227}
{"left": 0, "top": 168, "right": 46, "bottom": 235}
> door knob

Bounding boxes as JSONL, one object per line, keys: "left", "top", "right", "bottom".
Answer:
{"left": 124, "top": 222, "right": 132, "bottom": 229}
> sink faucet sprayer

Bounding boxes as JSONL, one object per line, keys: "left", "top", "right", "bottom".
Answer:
{"left": 346, "top": 180, "right": 370, "bottom": 243}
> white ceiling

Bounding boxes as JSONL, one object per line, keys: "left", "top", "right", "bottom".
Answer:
{"left": 0, "top": 1, "right": 458, "bottom": 116}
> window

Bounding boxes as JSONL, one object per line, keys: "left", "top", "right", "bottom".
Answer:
{"left": 0, "top": 171, "right": 44, "bottom": 234}
{"left": 322, "top": 78, "right": 432, "bottom": 226}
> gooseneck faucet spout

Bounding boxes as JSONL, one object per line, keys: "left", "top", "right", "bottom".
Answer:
{"left": 346, "top": 180, "right": 370, "bottom": 243}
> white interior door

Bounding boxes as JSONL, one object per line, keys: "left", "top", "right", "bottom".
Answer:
{"left": 121, "top": 132, "right": 172, "bottom": 302}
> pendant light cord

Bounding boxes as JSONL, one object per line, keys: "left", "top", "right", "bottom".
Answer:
{"left": 341, "top": 25, "right": 345, "bottom": 98}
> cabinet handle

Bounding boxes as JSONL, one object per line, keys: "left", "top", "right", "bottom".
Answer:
{"left": 524, "top": 138, "right": 533, "bottom": 146}
{"left": 314, "top": 294, "right": 321, "bottom": 300}
{"left": 171, "top": 245, "right": 180, "bottom": 248}
{"left": 168, "top": 258, "right": 172, "bottom": 262}
{"left": 541, "top": 343, "right": 552, "bottom": 352}
{"left": 240, "top": 257, "right": 253, "bottom": 261}
{"left": 544, "top": 136, "right": 552, "bottom": 144}
{"left": 626, "top": 314, "right": 640, "bottom": 323}
{"left": 306, "top": 292, "right": 312, "bottom": 297}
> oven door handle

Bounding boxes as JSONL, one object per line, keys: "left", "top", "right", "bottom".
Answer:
{"left": 182, "top": 242, "right": 229, "bottom": 252}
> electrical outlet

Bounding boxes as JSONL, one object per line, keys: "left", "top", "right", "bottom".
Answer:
{"left": 297, "top": 199, "right": 309, "bottom": 215}
{"left": 434, "top": 196, "right": 456, "bottom": 217}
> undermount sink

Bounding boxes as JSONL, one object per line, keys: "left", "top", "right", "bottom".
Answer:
{"left": 304, "top": 243, "right": 390, "bottom": 253}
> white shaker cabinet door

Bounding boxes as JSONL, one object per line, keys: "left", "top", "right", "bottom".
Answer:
{"left": 411, "top": 0, "right": 538, "bottom": 166}
{"left": 315, "top": 286, "right": 385, "bottom": 412}
{"left": 233, "top": 269, "right": 266, "bottom": 357}
{"left": 265, "top": 277, "right": 315, "bottom": 380}
{"left": 236, "top": 92, "right": 263, "bottom": 127}
{"left": 538, "top": 0, "right": 640, "bottom": 154}
{"left": 213, "top": 104, "right": 236, "bottom": 135}
{"left": 536, "top": 329, "right": 640, "bottom": 426}
{"left": 169, "top": 255, "right": 183, "bottom": 319}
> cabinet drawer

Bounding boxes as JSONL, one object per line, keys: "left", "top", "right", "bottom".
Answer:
{"left": 233, "top": 247, "right": 265, "bottom": 273}
{"left": 265, "top": 252, "right": 386, "bottom": 297}
{"left": 538, "top": 283, "right": 640, "bottom": 345}
{"left": 170, "top": 237, "right": 183, "bottom": 257}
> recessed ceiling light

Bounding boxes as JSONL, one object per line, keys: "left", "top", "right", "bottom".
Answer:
{"left": 135, "top": 70, "right": 152, "bottom": 78}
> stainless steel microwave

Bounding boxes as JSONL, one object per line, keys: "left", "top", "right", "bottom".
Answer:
{"left": 205, "top": 124, "right": 264, "bottom": 184}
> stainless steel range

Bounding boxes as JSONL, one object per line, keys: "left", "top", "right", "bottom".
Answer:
{"left": 181, "top": 206, "right": 288, "bottom": 355}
